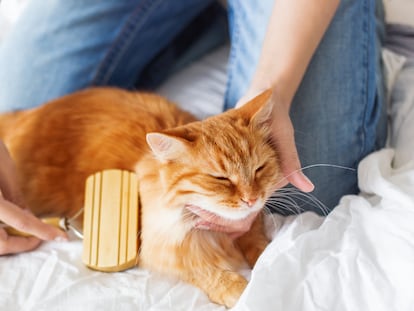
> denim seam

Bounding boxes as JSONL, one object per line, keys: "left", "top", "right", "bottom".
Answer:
{"left": 91, "top": 0, "right": 163, "bottom": 85}
{"left": 357, "top": 0, "right": 370, "bottom": 167}
{"left": 223, "top": 7, "right": 240, "bottom": 110}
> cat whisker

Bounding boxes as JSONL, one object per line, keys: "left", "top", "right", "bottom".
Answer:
{"left": 274, "top": 163, "right": 356, "bottom": 189}
{"left": 266, "top": 196, "right": 303, "bottom": 216}
{"left": 268, "top": 187, "right": 330, "bottom": 216}
{"left": 264, "top": 200, "right": 307, "bottom": 226}
{"left": 267, "top": 194, "right": 308, "bottom": 216}
{"left": 269, "top": 189, "right": 306, "bottom": 213}
{"left": 294, "top": 192, "right": 329, "bottom": 216}
{"left": 280, "top": 187, "right": 330, "bottom": 216}
{"left": 267, "top": 163, "right": 355, "bottom": 216}
{"left": 262, "top": 206, "right": 283, "bottom": 232}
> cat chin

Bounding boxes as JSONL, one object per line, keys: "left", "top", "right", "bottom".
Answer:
{"left": 216, "top": 207, "right": 261, "bottom": 221}
{"left": 185, "top": 203, "right": 261, "bottom": 222}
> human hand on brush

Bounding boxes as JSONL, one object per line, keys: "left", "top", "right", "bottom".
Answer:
{"left": 0, "top": 140, "right": 67, "bottom": 255}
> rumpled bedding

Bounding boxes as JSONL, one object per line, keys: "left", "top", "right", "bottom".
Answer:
{"left": 1, "top": 2, "right": 414, "bottom": 311}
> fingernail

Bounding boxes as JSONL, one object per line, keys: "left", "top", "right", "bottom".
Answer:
{"left": 300, "top": 172, "right": 315, "bottom": 191}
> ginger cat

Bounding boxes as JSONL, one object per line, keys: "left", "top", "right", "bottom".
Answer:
{"left": 0, "top": 87, "right": 280, "bottom": 308}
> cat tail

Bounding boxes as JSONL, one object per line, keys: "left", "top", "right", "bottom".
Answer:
{"left": 0, "top": 111, "right": 21, "bottom": 139}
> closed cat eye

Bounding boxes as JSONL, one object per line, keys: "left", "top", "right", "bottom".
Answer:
{"left": 255, "top": 165, "right": 265, "bottom": 173}
{"left": 216, "top": 176, "right": 229, "bottom": 181}
{"left": 209, "top": 174, "right": 229, "bottom": 181}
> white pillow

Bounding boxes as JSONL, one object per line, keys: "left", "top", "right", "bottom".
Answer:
{"left": 383, "top": 0, "right": 414, "bottom": 27}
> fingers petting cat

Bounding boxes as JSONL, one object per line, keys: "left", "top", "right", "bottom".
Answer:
{"left": 187, "top": 204, "right": 260, "bottom": 239}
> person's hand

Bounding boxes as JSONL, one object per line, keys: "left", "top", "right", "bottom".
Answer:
{"left": 0, "top": 140, "right": 67, "bottom": 255}
{"left": 236, "top": 88, "right": 315, "bottom": 192}
{"left": 190, "top": 89, "right": 314, "bottom": 237}
{"left": 187, "top": 205, "right": 260, "bottom": 239}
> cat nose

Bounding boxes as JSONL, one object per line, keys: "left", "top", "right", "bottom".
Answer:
{"left": 241, "top": 197, "right": 257, "bottom": 207}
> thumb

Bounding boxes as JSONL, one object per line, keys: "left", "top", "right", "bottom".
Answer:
{"left": 271, "top": 119, "right": 314, "bottom": 193}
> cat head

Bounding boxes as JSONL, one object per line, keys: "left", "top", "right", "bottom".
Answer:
{"left": 146, "top": 90, "right": 281, "bottom": 221}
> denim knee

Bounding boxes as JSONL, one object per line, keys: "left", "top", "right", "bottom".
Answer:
{"left": 225, "top": 0, "right": 387, "bottom": 214}
{"left": 0, "top": 0, "right": 212, "bottom": 112}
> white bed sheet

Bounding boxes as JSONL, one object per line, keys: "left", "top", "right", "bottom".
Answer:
{"left": 1, "top": 1, "right": 414, "bottom": 311}
{"left": 1, "top": 44, "right": 413, "bottom": 311}
{"left": 0, "top": 46, "right": 230, "bottom": 311}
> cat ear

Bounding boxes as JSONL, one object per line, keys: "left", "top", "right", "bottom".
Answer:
{"left": 146, "top": 132, "right": 187, "bottom": 162}
{"left": 238, "top": 89, "right": 273, "bottom": 126}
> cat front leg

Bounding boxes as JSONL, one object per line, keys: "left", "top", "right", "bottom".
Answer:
{"left": 236, "top": 212, "right": 270, "bottom": 268}
{"left": 144, "top": 242, "right": 247, "bottom": 308}
{"left": 177, "top": 232, "right": 248, "bottom": 308}
{"left": 185, "top": 267, "right": 247, "bottom": 308}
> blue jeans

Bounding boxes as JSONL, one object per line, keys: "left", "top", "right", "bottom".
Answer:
{"left": 0, "top": 0, "right": 386, "bottom": 215}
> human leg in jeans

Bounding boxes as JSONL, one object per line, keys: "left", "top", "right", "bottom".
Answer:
{"left": 0, "top": 0, "right": 213, "bottom": 112}
{"left": 225, "top": 0, "right": 387, "bottom": 215}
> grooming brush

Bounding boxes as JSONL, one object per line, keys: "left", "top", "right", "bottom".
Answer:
{"left": 3, "top": 169, "right": 140, "bottom": 273}
{"left": 82, "top": 169, "right": 140, "bottom": 272}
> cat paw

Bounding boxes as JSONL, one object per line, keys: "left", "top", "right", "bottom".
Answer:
{"left": 210, "top": 271, "right": 247, "bottom": 309}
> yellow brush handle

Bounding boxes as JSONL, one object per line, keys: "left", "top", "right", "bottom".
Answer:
{"left": 4, "top": 217, "right": 63, "bottom": 237}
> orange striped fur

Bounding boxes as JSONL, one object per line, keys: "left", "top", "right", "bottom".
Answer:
{"left": 0, "top": 87, "right": 280, "bottom": 308}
